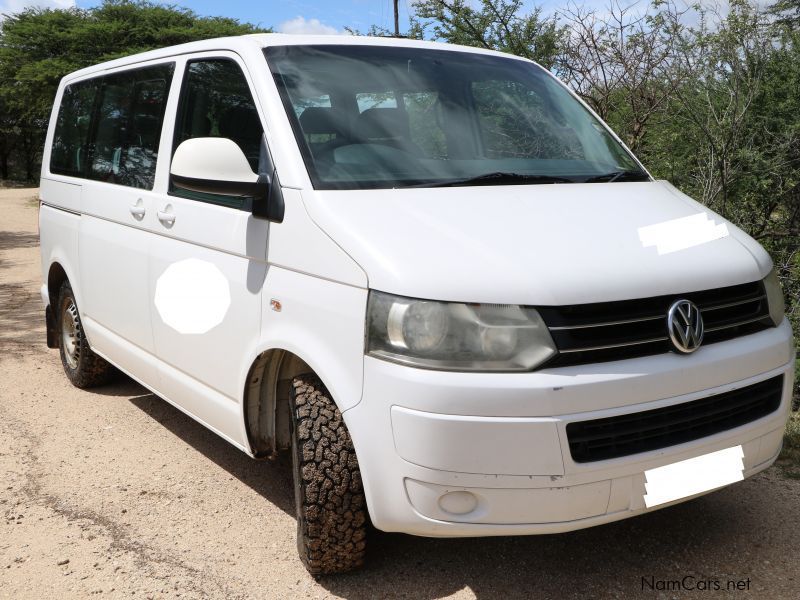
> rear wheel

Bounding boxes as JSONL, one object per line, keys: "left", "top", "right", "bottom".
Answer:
{"left": 290, "top": 374, "right": 367, "bottom": 575}
{"left": 57, "top": 281, "right": 115, "bottom": 388}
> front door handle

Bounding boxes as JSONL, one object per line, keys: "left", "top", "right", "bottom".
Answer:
{"left": 129, "top": 200, "right": 145, "bottom": 220}
{"left": 157, "top": 205, "right": 175, "bottom": 227}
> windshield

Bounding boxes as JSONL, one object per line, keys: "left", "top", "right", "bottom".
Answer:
{"left": 265, "top": 45, "right": 647, "bottom": 190}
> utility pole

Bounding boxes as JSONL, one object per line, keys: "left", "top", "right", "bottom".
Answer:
{"left": 393, "top": 0, "right": 400, "bottom": 36}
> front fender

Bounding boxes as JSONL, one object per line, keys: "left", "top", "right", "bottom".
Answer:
{"left": 241, "top": 266, "right": 368, "bottom": 417}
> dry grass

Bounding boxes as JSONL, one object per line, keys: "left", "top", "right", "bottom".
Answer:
{"left": 0, "top": 180, "right": 34, "bottom": 188}
{"left": 776, "top": 359, "right": 800, "bottom": 477}
{"left": 779, "top": 409, "right": 800, "bottom": 478}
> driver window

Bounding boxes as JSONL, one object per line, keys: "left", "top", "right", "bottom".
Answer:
{"left": 172, "top": 58, "right": 264, "bottom": 206}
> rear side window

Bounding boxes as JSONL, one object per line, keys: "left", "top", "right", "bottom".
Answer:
{"left": 49, "top": 63, "right": 174, "bottom": 189}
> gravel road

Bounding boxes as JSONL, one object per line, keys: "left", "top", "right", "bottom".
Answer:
{"left": 1, "top": 187, "right": 798, "bottom": 599}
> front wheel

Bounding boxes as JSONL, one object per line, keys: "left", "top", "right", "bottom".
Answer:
{"left": 290, "top": 374, "right": 367, "bottom": 575}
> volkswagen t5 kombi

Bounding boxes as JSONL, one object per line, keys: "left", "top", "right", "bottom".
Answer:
{"left": 39, "top": 34, "right": 795, "bottom": 575}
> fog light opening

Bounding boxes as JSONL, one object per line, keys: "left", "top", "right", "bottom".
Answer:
{"left": 438, "top": 490, "right": 479, "bottom": 515}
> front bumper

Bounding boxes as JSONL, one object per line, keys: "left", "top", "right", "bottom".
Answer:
{"left": 343, "top": 319, "right": 795, "bottom": 536}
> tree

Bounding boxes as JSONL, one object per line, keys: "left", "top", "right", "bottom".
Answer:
{"left": 0, "top": 0, "right": 269, "bottom": 181}
{"left": 661, "top": 1, "right": 771, "bottom": 217}
{"left": 412, "top": 0, "right": 564, "bottom": 68}
{"left": 556, "top": 1, "right": 687, "bottom": 153}
{"left": 771, "top": 0, "right": 800, "bottom": 28}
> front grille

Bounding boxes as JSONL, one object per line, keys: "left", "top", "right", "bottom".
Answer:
{"left": 539, "top": 281, "right": 772, "bottom": 368}
{"left": 566, "top": 375, "right": 784, "bottom": 463}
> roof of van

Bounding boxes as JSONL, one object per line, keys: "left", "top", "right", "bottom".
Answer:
{"left": 63, "top": 33, "right": 530, "bottom": 81}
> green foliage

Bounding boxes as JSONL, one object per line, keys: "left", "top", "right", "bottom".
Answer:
{"left": 0, "top": 0, "right": 269, "bottom": 181}
{"left": 413, "top": 0, "right": 563, "bottom": 67}
{"left": 640, "top": 3, "right": 800, "bottom": 337}
{"left": 771, "top": 0, "right": 800, "bottom": 27}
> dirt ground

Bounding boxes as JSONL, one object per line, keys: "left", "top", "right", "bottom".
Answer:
{"left": 1, "top": 187, "right": 799, "bottom": 599}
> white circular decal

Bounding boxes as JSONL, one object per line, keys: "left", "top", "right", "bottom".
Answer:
{"left": 154, "top": 258, "right": 231, "bottom": 334}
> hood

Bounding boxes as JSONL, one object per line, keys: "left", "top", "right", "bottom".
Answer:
{"left": 301, "top": 180, "right": 771, "bottom": 305}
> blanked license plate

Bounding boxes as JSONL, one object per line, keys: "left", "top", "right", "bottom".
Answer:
{"left": 643, "top": 445, "right": 744, "bottom": 508}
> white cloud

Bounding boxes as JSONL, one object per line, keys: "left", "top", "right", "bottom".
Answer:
{"left": 278, "top": 15, "right": 340, "bottom": 36}
{"left": 1, "top": 0, "right": 74, "bottom": 14}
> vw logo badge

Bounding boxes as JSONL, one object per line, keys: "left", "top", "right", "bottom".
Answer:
{"left": 667, "top": 299, "right": 704, "bottom": 354}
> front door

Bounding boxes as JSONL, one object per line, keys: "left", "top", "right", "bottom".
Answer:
{"left": 147, "top": 55, "right": 270, "bottom": 447}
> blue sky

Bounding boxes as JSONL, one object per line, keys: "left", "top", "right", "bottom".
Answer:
{"left": 88, "top": 0, "right": 417, "bottom": 32}
{"left": 0, "top": 1, "right": 717, "bottom": 30}
{"left": 1, "top": 1, "right": 582, "bottom": 32}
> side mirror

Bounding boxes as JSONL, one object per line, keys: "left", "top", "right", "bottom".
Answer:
{"left": 170, "top": 137, "right": 284, "bottom": 223}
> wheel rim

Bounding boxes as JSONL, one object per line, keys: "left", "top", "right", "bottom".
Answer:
{"left": 61, "top": 299, "right": 80, "bottom": 369}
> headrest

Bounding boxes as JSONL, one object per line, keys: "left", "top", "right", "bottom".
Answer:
{"left": 299, "top": 107, "right": 347, "bottom": 135}
{"left": 355, "top": 107, "right": 410, "bottom": 140}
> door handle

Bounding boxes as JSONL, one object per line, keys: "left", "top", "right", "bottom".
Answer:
{"left": 129, "top": 201, "right": 146, "bottom": 220}
{"left": 157, "top": 205, "right": 175, "bottom": 227}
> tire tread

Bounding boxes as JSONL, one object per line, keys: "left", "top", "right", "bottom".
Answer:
{"left": 290, "top": 374, "right": 366, "bottom": 575}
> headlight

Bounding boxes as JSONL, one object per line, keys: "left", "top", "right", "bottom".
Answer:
{"left": 366, "top": 291, "right": 557, "bottom": 371}
{"left": 763, "top": 268, "right": 785, "bottom": 326}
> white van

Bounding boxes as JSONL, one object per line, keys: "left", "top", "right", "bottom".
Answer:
{"left": 39, "top": 34, "right": 795, "bottom": 575}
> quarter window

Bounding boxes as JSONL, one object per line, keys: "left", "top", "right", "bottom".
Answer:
{"left": 50, "top": 80, "right": 98, "bottom": 177}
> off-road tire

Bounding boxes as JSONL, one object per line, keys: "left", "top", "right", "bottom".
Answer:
{"left": 57, "top": 281, "right": 115, "bottom": 388}
{"left": 290, "top": 374, "right": 367, "bottom": 575}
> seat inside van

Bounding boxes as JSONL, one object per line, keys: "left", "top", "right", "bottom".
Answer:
{"left": 354, "top": 107, "right": 420, "bottom": 154}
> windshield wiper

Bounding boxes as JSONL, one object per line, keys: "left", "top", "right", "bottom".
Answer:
{"left": 583, "top": 170, "right": 650, "bottom": 183}
{"left": 406, "top": 172, "right": 575, "bottom": 188}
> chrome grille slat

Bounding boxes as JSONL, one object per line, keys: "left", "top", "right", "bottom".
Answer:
{"left": 548, "top": 294, "right": 767, "bottom": 333}
{"left": 548, "top": 314, "right": 663, "bottom": 331}
{"left": 557, "top": 336, "right": 669, "bottom": 353}
{"left": 537, "top": 280, "right": 772, "bottom": 368}
{"left": 705, "top": 314, "right": 771, "bottom": 333}
{"left": 700, "top": 294, "right": 767, "bottom": 312}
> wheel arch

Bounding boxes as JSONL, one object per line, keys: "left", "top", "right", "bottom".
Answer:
{"left": 43, "top": 248, "right": 84, "bottom": 313}
{"left": 241, "top": 332, "right": 367, "bottom": 458}
{"left": 44, "top": 262, "right": 70, "bottom": 348}
{"left": 243, "top": 347, "right": 312, "bottom": 458}
{"left": 45, "top": 260, "right": 82, "bottom": 349}
{"left": 47, "top": 261, "right": 69, "bottom": 305}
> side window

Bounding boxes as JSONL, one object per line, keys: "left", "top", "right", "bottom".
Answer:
{"left": 49, "top": 64, "right": 173, "bottom": 188}
{"left": 50, "top": 80, "right": 98, "bottom": 177}
{"left": 88, "top": 64, "right": 174, "bottom": 189}
{"left": 173, "top": 59, "right": 264, "bottom": 179}
{"left": 356, "top": 92, "right": 397, "bottom": 112}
